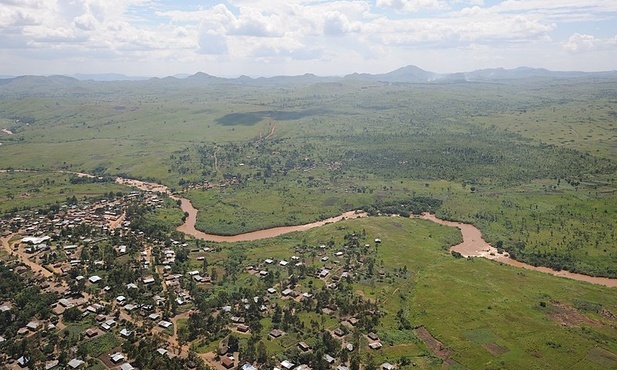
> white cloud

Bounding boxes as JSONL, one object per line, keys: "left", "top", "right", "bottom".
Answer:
{"left": 0, "top": 0, "right": 615, "bottom": 75}
{"left": 323, "top": 11, "right": 361, "bottom": 35}
{"left": 562, "top": 33, "right": 617, "bottom": 52}
{"left": 73, "top": 13, "right": 98, "bottom": 31}
{"left": 376, "top": 0, "right": 447, "bottom": 12}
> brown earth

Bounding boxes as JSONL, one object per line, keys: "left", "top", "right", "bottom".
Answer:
{"left": 483, "top": 342, "right": 509, "bottom": 356}
{"left": 414, "top": 326, "right": 458, "bottom": 366}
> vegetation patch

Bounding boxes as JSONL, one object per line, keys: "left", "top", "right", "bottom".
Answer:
{"left": 463, "top": 328, "right": 499, "bottom": 345}
{"left": 80, "top": 333, "right": 120, "bottom": 358}
{"left": 585, "top": 347, "right": 617, "bottom": 368}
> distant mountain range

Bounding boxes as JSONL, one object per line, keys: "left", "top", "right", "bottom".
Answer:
{"left": 0, "top": 66, "right": 616, "bottom": 93}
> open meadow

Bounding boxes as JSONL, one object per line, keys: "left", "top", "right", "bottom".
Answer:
{"left": 1, "top": 73, "right": 617, "bottom": 368}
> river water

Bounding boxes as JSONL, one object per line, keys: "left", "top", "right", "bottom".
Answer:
{"left": 116, "top": 176, "right": 616, "bottom": 287}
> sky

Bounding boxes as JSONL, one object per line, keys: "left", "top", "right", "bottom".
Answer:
{"left": 0, "top": 0, "right": 616, "bottom": 77}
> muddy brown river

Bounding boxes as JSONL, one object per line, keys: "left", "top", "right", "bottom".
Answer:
{"left": 117, "top": 177, "right": 616, "bottom": 287}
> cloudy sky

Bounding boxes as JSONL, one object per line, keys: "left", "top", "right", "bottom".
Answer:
{"left": 1, "top": 0, "right": 616, "bottom": 77}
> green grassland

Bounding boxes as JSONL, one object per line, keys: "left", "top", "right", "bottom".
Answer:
{"left": 0, "top": 171, "right": 128, "bottom": 213}
{"left": 1, "top": 76, "right": 617, "bottom": 277}
{"left": 191, "top": 216, "right": 617, "bottom": 369}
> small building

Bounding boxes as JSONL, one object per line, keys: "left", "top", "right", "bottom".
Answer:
{"left": 120, "top": 328, "right": 132, "bottom": 338}
{"left": 381, "top": 363, "right": 395, "bottom": 370}
{"left": 324, "top": 354, "right": 335, "bottom": 364}
{"left": 59, "top": 298, "right": 74, "bottom": 308}
{"left": 26, "top": 321, "right": 40, "bottom": 331}
{"left": 124, "top": 303, "right": 138, "bottom": 312}
{"left": 120, "top": 364, "right": 135, "bottom": 370}
{"left": 110, "top": 352, "right": 125, "bottom": 364}
{"left": 88, "top": 275, "right": 102, "bottom": 284}
{"left": 84, "top": 328, "right": 98, "bottom": 338}
{"left": 282, "top": 288, "right": 294, "bottom": 296}
{"left": 222, "top": 356, "right": 235, "bottom": 369}
{"left": 17, "top": 356, "right": 30, "bottom": 367}
{"left": 143, "top": 276, "right": 155, "bottom": 284}
{"left": 368, "top": 332, "right": 379, "bottom": 341}
{"left": 281, "top": 360, "right": 294, "bottom": 370}
{"left": 45, "top": 360, "right": 59, "bottom": 369}
{"left": 369, "top": 342, "right": 383, "bottom": 350}
{"left": 269, "top": 329, "right": 284, "bottom": 338}
{"left": 267, "top": 288, "right": 277, "bottom": 294}
{"left": 298, "top": 342, "right": 310, "bottom": 352}
{"left": 237, "top": 324, "right": 249, "bottom": 332}
{"left": 68, "top": 359, "right": 85, "bottom": 369}
{"left": 159, "top": 320, "right": 173, "bottom": 329}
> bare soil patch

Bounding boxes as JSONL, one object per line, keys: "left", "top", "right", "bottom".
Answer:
{"left": 483, "top": 342, "right": 509, "bottom": 356}
{"left": 414, "top": 326, "right": 458, "bottom": 366}
{"left": 549, "top": 301, "right": 601, "bottom": 327}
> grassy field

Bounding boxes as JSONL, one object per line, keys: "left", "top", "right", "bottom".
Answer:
{"left": 188, "top": 216, "right": 617, "bottom": 368}
{"left": 0, "top": 170, "right": 128, "bottom": 213}
{"left": 1, "top": 75, "right": 617, "bottom": 368}
{"left": 2, "top": 76, "right": 617, "bottom": 278}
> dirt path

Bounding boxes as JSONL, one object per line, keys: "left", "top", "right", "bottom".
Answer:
{"left": 166, "top": 311, "right": 190, "bottom": 357}
{"left": 109, "top": 212, "right": 125, "bottom": 229}
{"left": 419, "top": 213, "right": 617, "bottom": 288}
{"left": 264, "top": 120, "right": 277, "bottom": 139}
{"left": 213, "top": 147, "right": 221, "bottom": 175}
{"left": 1, "top": 234, "right": 53, "bottom": 278}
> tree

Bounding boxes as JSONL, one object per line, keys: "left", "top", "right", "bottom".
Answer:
{"left": 257, "top": 341, "right": 268, "bottom": 364}
{"left": 63, "top": 307, "right": 81, "bottom": 322}
{"left": 227, "top": 334, "right": 239, "bottom": 353}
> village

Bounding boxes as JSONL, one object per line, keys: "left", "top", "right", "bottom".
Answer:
{"left": 0, "top": 186, "right": 410, "bottom": 370}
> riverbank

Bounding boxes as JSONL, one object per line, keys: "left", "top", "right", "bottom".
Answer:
{"left": 419, "top": 213, "right": 617, "bottom": 288}
{"left": 110, "top": 175, "right": 616, "bottom": 287}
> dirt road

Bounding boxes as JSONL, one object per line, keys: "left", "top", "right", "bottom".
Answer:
{"left": 1, "top": 234, "right": 53, "bottom": 278}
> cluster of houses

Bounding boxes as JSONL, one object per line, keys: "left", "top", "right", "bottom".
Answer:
{"left": 0, "top": 186, "right": 406, "bottom": 370}
{"left": 0, "top": 192, "right": 183, "bottom": 369}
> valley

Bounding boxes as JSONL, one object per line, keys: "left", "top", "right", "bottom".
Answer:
{"left": 0, "top": 70, "right": 616, "bottom": 369}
